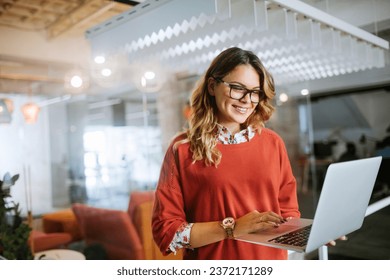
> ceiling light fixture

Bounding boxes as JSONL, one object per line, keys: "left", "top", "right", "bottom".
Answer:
{"left": 90, "top": 54, "right": 125, "bottom": 88}
{"left": 144, "top": 71, "right": 156, "bottom": 80}
{"left": 130, "top": 61, "right": 166, "bottom": 92}
{"left": 86, "top": 0, "right": 389, "bottom": 87}
{"left": 101, "top": 68, "right": 112, "bottom": 77}
{"left": 279, "top": 92, "right": 289, "bottom": 102}
{"left": 94, "top": 55, "right": 106, "bottom": 64}
{"left": 140, "top": 71, "right": 157, "bottom": 90}
{"left": 301, "top": 89, "right": 309, "bottom": 96}
{"left": 64, "top": 68, "right": 90, "bottom": 93}
{"left": 70, "top": 75, "right": 83, "bottom": 88}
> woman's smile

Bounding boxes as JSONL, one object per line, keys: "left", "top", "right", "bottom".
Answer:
{"left": 232, "top": 104, "right": 250, "bottom": 114}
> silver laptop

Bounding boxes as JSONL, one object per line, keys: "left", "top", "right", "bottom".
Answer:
{"left": 236, "top": 156, "right": 382, "bottom": 253}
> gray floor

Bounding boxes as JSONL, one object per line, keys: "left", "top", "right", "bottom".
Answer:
{"left": 297, "top": 190, "right": 390, "bottom": 260}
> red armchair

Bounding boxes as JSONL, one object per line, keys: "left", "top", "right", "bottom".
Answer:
{"left": 72, "top": 203, "right": 144, "bottom": 260}
{"left": 72, "top": 190, "right": 182, "bottom": 260}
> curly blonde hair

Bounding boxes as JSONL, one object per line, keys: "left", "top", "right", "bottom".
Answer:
{"left": 178, "top": 47, "right": 275, "bottom": 166}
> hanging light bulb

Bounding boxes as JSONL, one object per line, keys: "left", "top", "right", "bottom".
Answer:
{"left": 279, "top": 93, "right": 289, "bottom": 103}
{"left": 94, "top": 55, "right": 106, "bottom": 64}
{"left": 101, "top": 68, "right": 112, "bottom": 77}
{"left": 140, "top": 70, "right": 159, "bottom": 92}
{"left": 90, "top": 53, "right": 125, "bottom": 88}
{"left": 3, "top": 98, "right": 14, "bottom": 114}
{"left": 182, "top": 101, "right": 192, "bottom": 120}
{"left": 21, "top": 102, "right": 40, "bottom": 124}
{"left": 0, "top": 99, "right": 12, "bottom": 124}
{"left": 64, "top": 68, "right": 90, "bottom": 93}
{"left": 70, "top": 75, "right": 83, "bottom": 88}
{"left": 301, "top": 89, "right": 310, "bottom": 96}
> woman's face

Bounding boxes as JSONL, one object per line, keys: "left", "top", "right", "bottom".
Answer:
{"left": 209, "top": 64, "right": 259, "bottom": 134}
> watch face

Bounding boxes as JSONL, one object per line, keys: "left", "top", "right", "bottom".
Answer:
{"left": 222, "top": 217, "right": 235, "bottom": 228}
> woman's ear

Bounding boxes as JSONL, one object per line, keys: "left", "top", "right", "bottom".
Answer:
{"left": 208, "top": 77, "right": 216, "bottom": 96}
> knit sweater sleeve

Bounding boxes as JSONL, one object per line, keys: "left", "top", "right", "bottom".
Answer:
{"left": 152, "top": 140, "right": 187, "bottom": 255}
{"left": 276, "top": 135, "right": 301, "bottom": 219}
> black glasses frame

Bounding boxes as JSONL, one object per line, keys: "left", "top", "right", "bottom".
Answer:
{"left": 213, "top": 77, "right": 265, "bottom": 104}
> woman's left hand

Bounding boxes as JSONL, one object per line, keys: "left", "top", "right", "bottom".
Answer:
{"left": 326, "top": 235, "right": 348, "bottom": 246}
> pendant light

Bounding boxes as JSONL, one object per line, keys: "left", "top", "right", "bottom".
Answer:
{"left": 0, "top": 99, "right": 12, "bottom": 124}
{"left": 21, "top": 102, "right": 40, "bottom": 124}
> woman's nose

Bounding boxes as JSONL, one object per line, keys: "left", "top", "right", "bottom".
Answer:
{"left": 239, "top": 92, "right": 251, "bottom": 103}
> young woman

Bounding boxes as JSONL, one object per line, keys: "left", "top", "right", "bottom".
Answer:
{"left": 152, "top": 47, "right": 300, "bottom": 259}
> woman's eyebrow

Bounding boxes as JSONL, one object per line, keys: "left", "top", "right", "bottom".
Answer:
{"left": 228, "top": 80, "right": 261, "bottom": 89}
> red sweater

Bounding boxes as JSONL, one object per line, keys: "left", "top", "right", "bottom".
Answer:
{"left": 152, "top": 128, "right": 300, "bottom": 260}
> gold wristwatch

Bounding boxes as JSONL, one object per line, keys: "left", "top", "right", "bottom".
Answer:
{"left": 220, "top": 217, "right": 235, "bottom": 239}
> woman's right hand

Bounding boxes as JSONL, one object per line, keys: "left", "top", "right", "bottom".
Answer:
{"left": 234, "top": 210, "right": 287, "bottom": 238}
{"left": 189, "top": 210, "right": 287, "bottom": 248}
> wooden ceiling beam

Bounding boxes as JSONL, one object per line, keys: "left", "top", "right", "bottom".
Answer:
{"left": 0, "top": 72, "right": 64, "bottom": 83}
{"left": 46, "top": 0, "right": 116, "bottom": 39}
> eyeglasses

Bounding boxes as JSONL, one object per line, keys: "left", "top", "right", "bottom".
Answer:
{"left": 213, "top": 77, "right": 265, "bottom": 104}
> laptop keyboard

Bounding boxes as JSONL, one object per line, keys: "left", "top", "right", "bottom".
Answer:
{"left": 268, "top": 225, "right": 312, "bottom": 247}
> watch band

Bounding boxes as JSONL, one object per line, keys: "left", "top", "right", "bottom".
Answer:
{"left": 220, "top": 217, "right": 235, "bottom": 239}
{"left": 225, "top": 227, "right": 234, "bottom": 239}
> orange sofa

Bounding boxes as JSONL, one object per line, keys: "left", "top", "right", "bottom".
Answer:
{"left": 41, "top": 209, "right": 81, "bottom": 242}
{"left": 72, "top": 190, "right": 182, "bottom": 260}
{"left": 29, "top": 230, "right": 72, "bottom": 253}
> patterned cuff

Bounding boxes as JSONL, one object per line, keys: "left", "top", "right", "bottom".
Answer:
{"left": 168, "top": 223, "right": 194, "bottom": 254}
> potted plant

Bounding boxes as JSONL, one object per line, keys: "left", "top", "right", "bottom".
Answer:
{"left": 0, "top": 172, "right": 33, "bottom": 260}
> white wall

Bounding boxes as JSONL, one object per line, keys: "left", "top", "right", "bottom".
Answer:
{"left": 0, "top": 26, "right": 91, "bottom": 65}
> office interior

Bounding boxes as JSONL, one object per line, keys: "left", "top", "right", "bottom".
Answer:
{"left": 0, "top": 0, "right": 389, "bottom": 260}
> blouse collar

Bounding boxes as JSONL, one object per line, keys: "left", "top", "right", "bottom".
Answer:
{"left": 216, "top": 124, "right": 255, "bottom": 144}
